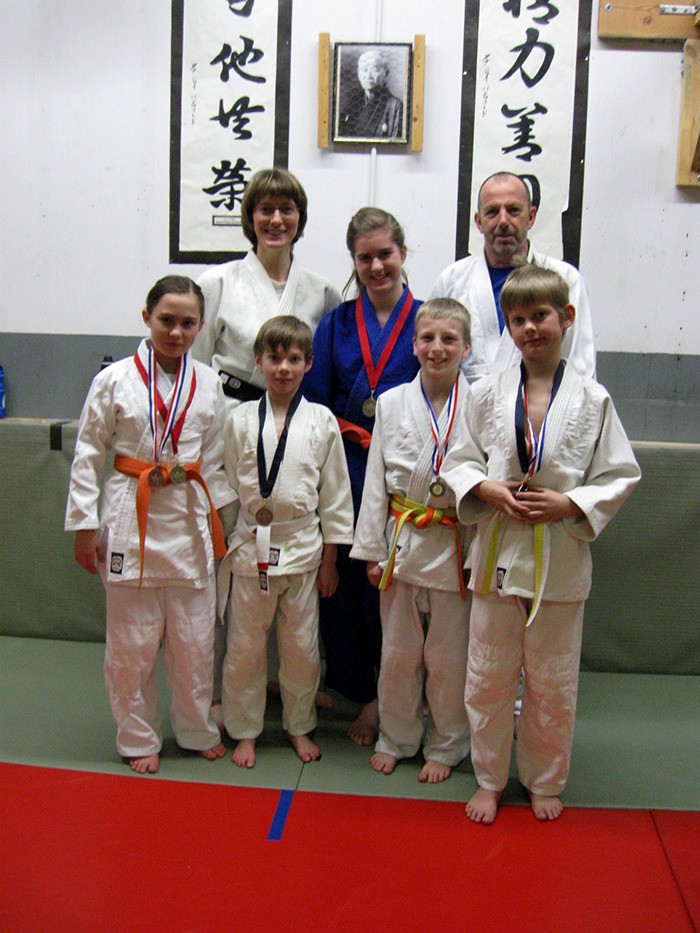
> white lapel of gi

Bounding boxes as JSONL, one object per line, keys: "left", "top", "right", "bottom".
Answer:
{"left": 405, "top": 374, "right": 443, "bottom": 504}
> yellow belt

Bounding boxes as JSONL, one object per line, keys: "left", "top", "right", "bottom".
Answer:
{"left": 477, "top": 513, "right": 547, "bottom": 626}
{"left": 379, "top": 495, "right": 466, "bottom": 600}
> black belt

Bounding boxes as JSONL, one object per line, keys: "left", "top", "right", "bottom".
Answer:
{"left": 219, "top": 369, "right": 265, "bottom": 402}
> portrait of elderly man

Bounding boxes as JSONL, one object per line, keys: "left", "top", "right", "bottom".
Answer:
{"left": 335, "top": 45, "right": 408, "bottom": 142}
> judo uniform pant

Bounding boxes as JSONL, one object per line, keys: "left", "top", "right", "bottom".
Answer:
{"left": 467, "top": 592, "right": 585, "bottom": 797}
{"left": 222, "top": 570, "right": 320, "bottom": 739}
{"left": 104, "top": 578, "right": 220, "bottom": 757}
{"left": 375, "top": 581, "right": 470, "bottom": 767}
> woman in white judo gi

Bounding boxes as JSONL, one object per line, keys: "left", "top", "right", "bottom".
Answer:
{"left": 192, "top": 167, "right": 341, "bottom": 720}
{"left": 193, "top": 166, "right": 341, "bottom": 409}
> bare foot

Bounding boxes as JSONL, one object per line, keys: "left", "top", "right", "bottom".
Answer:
{"left": 289, "top": 733, "right": 322, "bottom": 763}
{"left": 419, "top": 760, "right": 452, "bottom": 784}
{"left": 315, "top": 690, "right": 335, "bottom": 710}
{"left": 232, "top": 738, "right": 256, "bottom": 768}
{"left": 210, "top": 701, "right": 225, "bottom": 737}
{"left": 465, "top": 787, "right": 501, "bottom": 824}
{"left": 198, "top": 742, "right": 226, "bottom": 761}
{"left": 530, "top": 793, "right": 564, "bottom": 821}
{"left": 129, "top": 753, "right": 159, "bottom": 774}
{"left": 370, "top": 751, "right": 397, "bottom": 775}
{"left": 347, "top": 699, "right": 378, "bottom": 746}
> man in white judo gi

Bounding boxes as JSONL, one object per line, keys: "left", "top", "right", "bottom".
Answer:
{"left": 430, "top": 172, "right": 596, "bottom": 383}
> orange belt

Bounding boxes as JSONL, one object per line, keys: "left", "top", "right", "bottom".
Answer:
{"left": 380, "top": 495, "right": 466, "bottom": 600}
{"left": 336, "top": 417, "right": 372, "bottom": 450}
{"left": 113, "top": 455, "right": 227, "bottom": 587}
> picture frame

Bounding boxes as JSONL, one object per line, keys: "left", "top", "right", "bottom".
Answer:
{"left": 332, "top": 42, "right": 412, "bottom": 145}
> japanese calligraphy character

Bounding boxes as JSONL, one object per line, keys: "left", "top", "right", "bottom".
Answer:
{"left": 501, "top": 28, "right": 554, "bottom": 88}
{"left": 518, "top": 173, "right": 541, "bottom": 209}
{"left": 226, "top": 0, "right": 255, "bottom": 15}
{"left": 211, "top": 38, "right": 265, "bottom": 84}
{"left": 202, "top": 158, "right": 250, "bottom": 211}
{"left": 501, "top": 102, "right": 548, "bottom": 162}
{"left": 211, "top": 97, "right": 265, "bottom": 139}
{"left": 502, "top": 1, "right": 559, "bottom": 25}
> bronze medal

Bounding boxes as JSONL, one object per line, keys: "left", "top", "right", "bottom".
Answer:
{"left": 148, "top": 466, "right": 164, "bottom": 488}
{"left": 430, "top": 480, "right": 445, "bottom": 497}
{"left": 255, "top": 506, "right": 273, "bottom": 526}
{"left": 170, "top": 464, "right": 186, "bottom": 485}
{"left": 361, "top": 395, "right": 376, "bottom": 418}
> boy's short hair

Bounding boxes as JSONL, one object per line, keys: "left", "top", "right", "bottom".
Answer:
{"left": 253, "top": 316, "right": 314, "bottom": 362}
{"left": 241, "top": 167, "right": 308, "bottom": 248}
{"left": 414, "top": 298, "right": 471, "bottom": 344}
{"left": 500, "top": 264, "right": 570, "bottom": 326}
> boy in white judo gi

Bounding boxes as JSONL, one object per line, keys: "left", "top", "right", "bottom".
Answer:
{"left": 220, "top": 316, "right": 354, "bottom": 767}
{"left": 66, "top": 275, "right": 236, "bottom": 774}
{"left": 351, "top": 298, "right": 472, "bottom": 783}
{"left": 441, "top": 265, "right": 640, "bottom": 822}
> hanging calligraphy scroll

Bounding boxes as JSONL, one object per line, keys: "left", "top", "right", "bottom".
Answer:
{"left": 170, "top": 0, "right": 292, "bottom": 263}
{"left": 457, "top": 0, "right": 590, "bottom": 266}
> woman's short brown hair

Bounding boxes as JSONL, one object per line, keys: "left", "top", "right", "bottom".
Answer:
{"left": 240, "top": 167, "right": 308, "bottom": 249}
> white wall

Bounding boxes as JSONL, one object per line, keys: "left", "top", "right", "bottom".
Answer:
{"left": 2, "top": 0, "right": 699, "bottom": 353}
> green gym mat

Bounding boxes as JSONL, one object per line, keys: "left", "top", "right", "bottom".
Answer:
{"left": 1, "top": 636, "right": 698, "bottom": 810}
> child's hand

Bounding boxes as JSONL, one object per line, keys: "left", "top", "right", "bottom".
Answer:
{"left": 317, "top": 561, "right": 339, "bottom": 598}
{"left": 74, "top": 529, "right": 105, "bottom": 575}
{"left": 515, "top": 486, "right": 584, "bottom": 524}
{"left": 472, "top": 480, "right": 531, "bottom": 522}
{"left": 366, "top": 561, "right": 382, "bottom": 588}
{"left": 317, "top": 543, "right": 339, "bottom": 598}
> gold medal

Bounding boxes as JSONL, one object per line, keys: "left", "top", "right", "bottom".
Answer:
{"left": 361, "top": 395, "right": 376, "bottom": 418}
{"left": 170, "top": 464, "right": 186, "bottom": 485}
{"left": 148, "top": 467, "right": 164, "bottom": 488}
{"left": 255, "top": 506, "right": 273, "bottom": 526}
{"left": 430, "top": 480, "right": 445, "bottom": 497}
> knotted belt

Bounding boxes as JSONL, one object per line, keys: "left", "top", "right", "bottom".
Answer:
{"left": 379, "top": 494, "right": 466, "bottom": 600}
{"left": 336, "top": 416, "right": 372, "bottom": 450}
{"left": 113, "top": 454, "right": 227, "bottom": 587}
{"left": 475, "top": 513, "right": 549, "bottom": 627}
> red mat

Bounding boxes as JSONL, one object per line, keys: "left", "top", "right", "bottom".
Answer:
{"left": 653, "top": 810, "right": 700, "bottom": 928}
{"left": 0, "top": 764, "right": 696, "bottom": 933}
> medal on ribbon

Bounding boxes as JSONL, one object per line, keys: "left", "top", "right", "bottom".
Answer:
{"left": 255, "top": 390, "right": 303, "bottom": 593}
{"left": 134, "top": 345, "right": 196, "bottom": 482}
{"left": 355, "top": 289, "right": 413, "bottom": 420}
{"left": 421, "top": 376, "right": 459, "bottom": 499}
{"left": 514, "top": 360, "right": 565, "bottom": 491}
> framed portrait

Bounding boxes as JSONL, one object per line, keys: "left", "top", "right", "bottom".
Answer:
{"left": 332, "top": 42, "right": 411, "bottom": 144}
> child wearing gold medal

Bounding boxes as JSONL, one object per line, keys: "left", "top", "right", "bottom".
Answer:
{"left": 219, "top": 316, "right": 353, "bottom": 767}
{"left": 66, "top": 275, "right": 236, "bottom": 774}
{"left": 441, "top": 265, "right": 640, "bottom": 824}
{"left": 350, "top": 298, "right": 473, "bottom": 784}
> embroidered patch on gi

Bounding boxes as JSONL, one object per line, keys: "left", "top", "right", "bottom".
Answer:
{"left": 110, "top": 552, "right": 124, "bottom": 574}
{"left": 268, "top": 547, "right": 280, "bottom": 566}
{"left": 258, "top": 570, "right": 269, "bottom": 592}
{"left": 496, "top": 567, "right": 506, "bottom": 589}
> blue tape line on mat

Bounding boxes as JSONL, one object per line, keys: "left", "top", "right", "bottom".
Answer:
{"left": 268, "top": 789, "right": 294, "bottom": 841}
